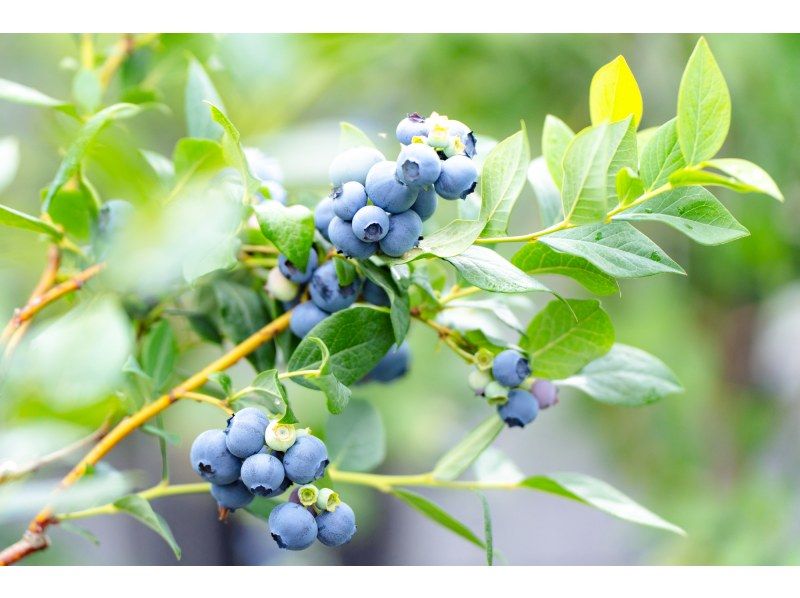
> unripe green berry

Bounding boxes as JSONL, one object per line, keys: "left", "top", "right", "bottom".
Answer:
{"left": 266, "top": 267, "right": 299, "bottom": 302}
{"left": 265, "top": 421, "right": 297, "bottom": 452}
{"left": 483, "top": 380, "right": 509, "bottom": 404}
{"left": 468, "top": 369, "right": 492, "bottom": 393}
{"left": 316, "top": 487, "right": 341, "bottom": 512}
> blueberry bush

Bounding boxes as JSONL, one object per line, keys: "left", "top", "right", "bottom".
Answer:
{"left": 0, "top": 35, "right": 784, "bottom": 565}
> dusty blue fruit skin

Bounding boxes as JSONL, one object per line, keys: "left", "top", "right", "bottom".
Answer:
{"left": 316, "top": 502, "right": 357, "bottom": 547}
{"left": 225, "top": 407, "right": 269, "bottom": 459}
{"left": 434, "top": 155, "right": 479, "bottom": 200}
{"left": 362, "top": 342, "right": 410, "bottom": 383}
{"left": 190, "top": 429, "right": 242, "bottom": 485}
{"left": 245, "top": 147, "right": 284, "bottom": 183}
{"left": 240, "top": 452, "right": 287, "bottom": 497}
{"left": 269, "top": 502, "right": 318, "bottom": 551}
{"left": 447, "top": 120, "right": 477, "bottom": 158}
{"left": 396, "top": 143, "right": 442, "bottom": 187}
{"left": 314, "top": 197, "right": 335, "bottom": 241}
{"left": 278, "top": 249, "right": 318, "bottom": 284}
{"left": 410, "top": 185, "right": 437, "bottom": 221}
{"left": 396, "top": 113, "right": 429, "bottom": 144}
{"left": 492, "top": 349, "right": 531, "bottom": 388}
{"left": 331, "top": 181, "right": 368, "bottom": 221}
{"left": 283, "top": 435, "right": 329, "bottom": 484}
{"left": 498, "top": 389, "right": 539, "bottom": 428}
{"left": 365, "top": 161, "right": 418, "bottom": 214}
{"left": 379, "top": 210, "right": 423, "bottom": 257}
{"left": 329, "top": 146, "right": 385, "bottom": 187}
{"left": 362, "top": 279, "right": 390, "bottom": 307}
{"left": 310, "top": 261, "right": 363, "bottom": 312}
{"left": 531, "top": 379, "right": 559, "bottom": 409}
{"left": 290, "top": 301, "right": 330, "bottom": 337}
{"left": 328, "top": 216, "right": 377, "bottom": 259}
{"left": 211, "top": 481, "right": 254, "bottom": 511}
{"left": 351, "top": 205, "right": 390, "bottom": 242}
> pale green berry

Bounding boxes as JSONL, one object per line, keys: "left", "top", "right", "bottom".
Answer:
{"left": 266, "top": 268, "right": 299, "bottom": 302}
{"left": 468, "top": 369, "right": 492, "bottom": 393}
{"left": 265, "top": 421, "right": 297, "bottom": 452}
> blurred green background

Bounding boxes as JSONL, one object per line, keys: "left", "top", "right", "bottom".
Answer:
{"left": 1, "top": 33, "right": 799, "bottom": 565}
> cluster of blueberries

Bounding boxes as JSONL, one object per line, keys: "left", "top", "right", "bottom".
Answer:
{"left": 469, "top": 349, "right": 560, "bottom": 427}
{"left": 190, "top": 407, "right": 357, "bottom": 550}
{"left": 265, "top": 247, "right": 410, "bottom": 383}
{"left": 313, "top": 112, "right": 479, "bottom": 259}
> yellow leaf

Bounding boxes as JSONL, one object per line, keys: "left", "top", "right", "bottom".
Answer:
{"left": 589, "top": 56, "right": 643, "bottom": 128}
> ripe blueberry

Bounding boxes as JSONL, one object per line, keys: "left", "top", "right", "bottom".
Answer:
{"left": 379, "top": 210, "right": 423, "bottom": 257}
{"left": 329, "top": 146, "right": 385, "bottom": 187}
{"left": 532, "top": 379, "right": 559, "bottom": 410}
{"left": 289, "top": 301, "right": 330, "bottom": 338}
{"left": 310, "top": 261, "right": 363, "bottom": 312}
{"left": 328, "top": 216, "right": 377, "bottom": 259}
{"left": 225, "top": 407, "right": 269, "bottom": 459}
{"left": 497, "top": 389, "right": 539, "bottom": 428}
{"left": 351, "top": 205, "right": 390, "bottom": 242}
{"left": 316, "top": 502, "right": 357, "bottom": 547}
{"left": 363, "top": 342, "right": 410, "bottom": 383}
{"left": 210, "top": 480, "right": 254, "bottom": 511}
{"left": 331, "top": 181, "right": 368, "bottom": 221}
{"left": 268, "top": 502, "right": 318, "bottom": 551}
{"left": 435, "top": 155, "right": 478, "bottom": 200}
{"left": 278, "top": 249, "right": 318, "bottom": 285}
{"left": 410, "top": 185, "right": 437, "bottom": 221}
{"left": 492, "top": 349, "right": 531, "bottom": 388}
{"left": 240, "top": 452, "right": 287, "bottom": 497}
{"left": 362, "top": 279, "right": 390, "bottom": 307}
{"left": 396, "top": 112, "right": 429, "bottom": 144}
{"left": 396, "top": 143, "right": 442, "bottom": 188}
{"left": 283, "top": 435, "right": 329, "bottom": 484}
{"left": 365, "top": 161, "right": 418, "bottom": 214}
{"left": 190, "top": 429, "right": 242, "bottom": 485}
{"left": 314, "top": 196, "right": 335, "bottom": 242}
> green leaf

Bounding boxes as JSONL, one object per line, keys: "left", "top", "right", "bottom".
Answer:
{"left": 541, "top": 115, "right": 574, "bottom": 190}
{"left": 141, "top": 149, "right": 174, "bottom": 184}
{"left": 479, "top": 127, "right": 531, "bottom": 238}
{"left": 520, "top": 472, "right": 685, "bottom": 535}
{"left": 617, "top": 186, "right": 748, "bottom": 246}
{"left": 558, "top": 343, "right": 683, "bottom": 406}
{"left": 639, "top": 118, "right": 685, "bottom": 190}
{"left": 72, "top": 69, "right": 102, "bottom": 114}
{"left": 683, "top": 158, "right": 783, "bottom": 201}
{"left": 42, "top": 103, "right": 144, "bottom": 212}
{"left": 539, "top": 222, "right": 685, "bottom": 278}
{"left": 208, "top": 104, "right": 260, "bottom": 199}
{"left": 339, "top": 121, "right": 376, "bottom": 150}
{"left": 304, "top": 338, "right": 351, "bottom": 414}
{"left": 0, "top": 77, "right": 73, "bottom": 113}
{"left": 236, "top": 369, "right": 292, "bottom": 420}
{"left": 431, "top": 416, "right": 505, "bottom": 481}
{"left": 511, "top": 242, "right": 618, "bottom": 296}
{"left": 414, "top": 219, "right": 485, "bottom": 259}
{"left": 0, "top": 136, "right": 20, "bottom": 193}
{"left": 589, "top": 55, "right": 643, "bottom": 128}
{"left": 173, "top": 137, "right": 225, "bottom": 179}
{"left": 113, "top": 495, "right": 182, "bottom": 559}
{"left": 256, "top": 201, "right": 315, "bottom": 271}
{"left": 477, "top": 492, "right": 494, "bottom": 566}
{"left": 244, "top": 496, "right": 283, "bottom": 520}
{"left": 0, "top": 203, "right": 62, "bottom": 238}
{"left": 528, "top": 156, "right": 563, "bottom": 228}
{"left": 141, "top": 422, "right": 180, "bottom": 446}
{"left": 59, "top": 521, "right": 100, "bottom": 546}
{"left": 359, "top": 261, "right": 410, "bottom": 344}
{"left": 561, "top": 117, "right": 636, "bottom": 224}
{"left": 325, "top": 398, "right": 386, "bottom": 471}
{"left": 208, "top": 372, "right": 233, "bottom": 397}
{"left": 185, "top": 58, "right": 224, "bottom": 139}
{"left": 520, "top": 299, "right": 614, "bottom": 379}
{"left": 444, "top": 246, "right": 551, "bottom": 294}
{"left": 615, "top": 166, "right": 644, "bottom": 207}
{"left": 47, "top": 185, "right": 98, "bottom": 242}
{"left": 333, "top": 256, "right": 358, "bottom": 286}
{"left": 391, "top": 488, "right": 485, "bottom": 549}
{"left": 288, "top": 306, "right": 395, "bottom": 387}
{"left": 677, "top": 37, "right": 731, "bottom": 165}
{"left": 141, "top": 321, "right": 178, "bottom": 392}
{"left": 212, "top": 281, "right": 275, "bottom": 372}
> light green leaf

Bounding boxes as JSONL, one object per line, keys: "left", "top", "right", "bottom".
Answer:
{"left": 521, "top": 472, "right": 685, "bottom": 535}
{"left": 539, "top": 222, "right": 685, "bottom": 278}
{"left": 256, "top": 201, "right": 314, "bottom": 271}
{"left": 59, "top": 521, "right": 101, "bottom": 546}
{"left": 615, "top": 166, "right": 644, "bottom": 208}
{"left": 0, "top": 136, "right": 20, "bottom": 193}
{"left": 333, "top": 256, "right": 358, "bottom": 286}
{"left": 326, "top": 398, "right": 386, "bottom": 471}
{"left": 208, "top": 104, "right": 260, "bottom": 199}
{"left": 339, "top": 121, "right": 376, "bottom": 150}
{"left": 511, "top": 241, "right": 619, "bottom": 296}
{"left": 47, "top": 185, "right": 98, "bottom": 242}
{"left": 72, "top": 68, "right": 102, "bottom": 114}
{"left": 173, "top": 138, "right": 225, "bottom": 178}
{"left": 444, "top": 246, "right": 551, "bottom": 294}
{"left": 0, "top": 77, "right": 74, "bottom": 113}
{"left": 701, "top": 158, "right": 783, "bottom": 201}
{"left": 432, "top": 416, "right": 505, "bottom": 481}
{"left": 527, "top": 156, "right": 563, "bottom": 227}
{"left": 311, "top": 372, "right": 351, "bottom": 414}
{"left": 141, "top": 321, "right": 177, "bottom": 392}
{"left": 211, "top": 281, "right": 275, "bottom": 372}
{"left": 244, "top": 496, "right": 282, "bottom": 521}
{"left": 185, "top": 58, "right": 224, "bottom": 139}
{"left": 541, "top": 115, "right": 574, "bottom": 190}
{"left": 617, "top": 186, "right": 748, "bottom": 245}
{"left": 359, "top": 261, "right": 410, "bottom": 344}
{"left": 236, "top": 369, "right": 292, "bottom": 421}
{"left": 391, "top": 488, "right": 485, "bottom": 549}
{"left": 589, "top": 55, "right": 643, "bottom": 128}
{"left": 479, "top": 127, "right": 530, "bottom": 238}
{"left": 520, "top": 299, "right": 614, "bottom": 379}
{"left": 414, "top": 219, "right": 485, "bottom": 259}
{"left": 558, "top": 343, "right": 683, "bottom": 406}
{"left": 140, "top": 149, "right": 174, "bottom": 184}
{"left": 639, "top": 118, "right": 685, "bottom": 190}
{"left": 113, "top": 495, "right": 182, "bottom": 559}
{"left": 0, "top": 203, "right": 62, "bottom": 238}
{"left": 677, "top": 37, "right": 731, "bottom": 165}
{"left": 478, "top": 492, "right": 494, "bottom": 566}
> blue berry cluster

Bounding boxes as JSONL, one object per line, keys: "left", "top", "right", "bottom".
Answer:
{"left": 468, "top": 350, "right": 560, "bottom": 428}
{"left": 190, "top": 408, "right": 357, "bottom": 550}
{"left": 314, "top": 112, "right": 479, "bottom": 259}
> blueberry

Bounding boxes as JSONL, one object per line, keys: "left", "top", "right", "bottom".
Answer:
{"left": 310, "top": 261, "right": 363, "bottom": 313}
{"left": 210, "top": 481, "right": 254, "bottom": 511}
{"left": 365, "top": 161, "right": 418, "bottom": 214}
{"left": 362, "top": 279, "right": 390, "bottom": 307}
{"left": 289, "top": 301, "right": 330, "bottom": 338}
{"left": 410, "top": 185, "right": 437, "bottom": 221}
{"left": 331, "top": 181, "right": 368, "bottom": 221}
{"left": 316, "top": 502, "right": 357, "bottom": 547}
{"left": 240, "top": 452, "right": 287, "bottom": 497}
{"left": 245, "top": 147, "right": 284, "bottom": 182}
{"left": 351, "top": 205, "right": 390, "bottom": 242}
{"left": 362, "top": 342, "right": 410, "bottom": 383}
{"left": 268, "top": 502, "right": 318, "bottom": 551}
{"left": 328, "top": 216, "right": 377, "bottom": 259}
{"left": 396, "top": 143, "right": 442, "bottom": 188}
{"left": 283, "top": 435, "right": 329, "bottom": 484}
{"left": 497, "top": 389, "right": 539, "bottom": 428}
{"left": 267, "top": 268, "right": 299, "bottom": 302}
{"left": 435, "top": 155, "right": 478, "bottom": 200}
{"left": 447, "top": 120, "right": 477, "bottom": 158}
{"left": 225, "top": 407, "right": 269, "bottom": 459}
{"left": 492, "top": 349, "right": 531, "bottom": 388}
{"left": 314, "top": 196, "right": 336, "bottom": 241}
{"left": 379, "top": 210, "right": 422, "bottom": 257}
{"left": 329, "top": 147, "right": 385, "bottom": 187}
{"left": 532, "top": 379, "right": 559, "bottom": 410}
{"left": 278, "top": 249, "right": 318, "bottom": 284}
{"left": 190, "top": 429, "right": 242, "bottom": 485}
{"left": 396, "top": 112, "right": 429, "bottom": 144}
{"left": 97, "top": 199, "right": 134, "bottom": 238}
